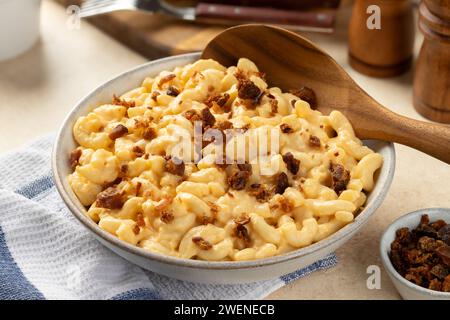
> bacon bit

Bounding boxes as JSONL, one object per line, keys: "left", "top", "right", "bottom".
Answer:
{"left": 133, "top": 224, "right": 140, "bottom": 235}
{"left": 164, "top": 156, "right": 185, "bottom": 176}
{"left": 266, "top": 93, "right": 275, "bottom": 99}
{"left": 136, "top": 213, "right": 145, "bottom": 227}
{"left": 69, "top": 148, "right": 82, "bottom": 169}
{"left": 183, "top": 109, "right": 202, "bottom": 123}
{"left": 291, "top": 86, "right": 317, "bottom": 109}
{"left": 227, "top": 191, "right": 235, "bottom": 198}
{"left": 275, "top": 172, "right": 290, "bottom": 194}
{"left": 270, "top": 99, "right": 278, "bottom": 114}
{"left": 160, "top": 210, "right": 174, "bottom": 224}
{"left": 238, "top": 79, "right": 261, "bottom": 100}
{"left": 204, "top": 93, "right": 231, "bottom": 112}
{"left": 158, "top": 74, "right": 176, "bottom": 88}
{"left": 309, "top": 135, "right": 321, "bottom": 148}
{"left": 204, "top": 93, "right": 230, "bottom": 111}
{"left": 151, "top": 91, "right": 160, "bottom": 101}
{"left": 109, "top": 124, "right": 128, "bottom": 140}
{"left": 280, "top": 123, "right": 294, "bottom": 133}
{"left": 329, "top": 163, "right": 350, "bottom": 194}
{"left": 112, "top": 94, "right": 135, "bottom": 108}
{"left": 192, "top": 236, "right": 213, "bottom": 250}
{"left": 135, "top": 182, "right": 142, "bottom": 196}
{"left": 201, "top": 107, "right": 216, "bottom": 128}
{"left": 237, "top": 163, "right": 252, "bottom": 173}
{"left": 282, "top": 152, "right": 300, "bottom": 175}
{"left": 166, "top": 85, "right": 180, "bottom": 97}
{"left": 96, "top": 187, "right": 124, "bottom": 209}
{"left": 208, "top": 85, "right": 215, "bottom": 92}
{"left": 132, "top": 145, "right": 144, "bottom": 157}
{"left": 234, "top": 214, "right": 250, "bottom": 225}
{"left": 249, "top": 183, "right": 271, "bottom": 202}
{"left": 215, "top": 120, "right": 233, "bottom": 132}
{"left": 143, "top": 127, "right": 157, "bottom": 140}
{"left": 228, "top": 171, "right": 250, "bottom": 190}
{"left": 290, "top": 99, "right": 297, "bottom": 107}
{"left": 120, "top": 164, "right": 128, "bottom": 175}
{"left": 155, "top": 197, "right": 173, "bottom": 212}
{"left": 334, "top": 151, "right": 340, "bottom": 157}
{"left": 143, "top": 153, "right": 150, "bottom": 159}
{"left": 235, "top": 224, "right": 251, "bottom": 244}
{"left": 279, "top": 197, "right": 293, "bottom": 212}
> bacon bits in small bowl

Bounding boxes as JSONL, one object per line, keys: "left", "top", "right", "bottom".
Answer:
{"left": 380, "top": 208, "right": 450, "bottom": 300}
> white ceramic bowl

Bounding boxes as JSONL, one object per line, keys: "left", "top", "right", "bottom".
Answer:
{"left": 380, "top": 208, "right": 450, "bottom": 300}
{"left": 53, "top": 52, "right": 396, "bottom": 284}
{"left": 0, "top": 0, "right": 41, "bottom": 61}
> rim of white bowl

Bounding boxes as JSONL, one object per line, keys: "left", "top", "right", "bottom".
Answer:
{"left": 380, "top": 208, "right": 450, "bottom": 297}
{"left": 53, "top": 52, "right": 396, "bottom": 270}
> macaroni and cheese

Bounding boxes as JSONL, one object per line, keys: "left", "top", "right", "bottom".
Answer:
{"left": 68, "top": 58, "right": 383, "bottom": 261}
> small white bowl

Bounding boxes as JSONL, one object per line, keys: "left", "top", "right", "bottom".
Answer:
{"left": 53, "top": 52, "right": 396, "bottom": 284}
{"left": 380, "top": 208, "right": 450, "bottom": 300}
{"left": 0, "top": 0, "right": 41, "bottom": 61}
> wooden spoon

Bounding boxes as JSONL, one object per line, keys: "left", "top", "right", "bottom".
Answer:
{"left": 201, "top": 24, "right": 450, "bottom": 164}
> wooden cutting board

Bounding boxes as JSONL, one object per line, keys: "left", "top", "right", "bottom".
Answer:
{"left": 56, "top": 0, "right": 352, "bottom": 59}
{"left": 57, "top": 0, "right": 249, "bottom": 59}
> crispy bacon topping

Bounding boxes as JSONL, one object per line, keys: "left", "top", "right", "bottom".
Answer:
{"left": 237, "top": 163, "right": 252, "bottom": 173}
{"left": 69, "top": 148, "right": 82, "bottom": 169}
{"left": 329, "top": 163, "right": 350, "bottom": 194}
{"left": 158, "top": 74, "right": 176, "bottom": 88}
{"left": 160, "top": 211, "right": 174, "bottom": 224}
{"left": 109, "top": 124, "right": 128, "bottom": 140}
{"left": 234, "top": 214, "right": 251, "bottom": 226}
{"left": 237, "top": 79, "right": 263, "bottom": 108}
{"left": 165, "top": 157, "right": 185, "bottom": 176}
{"left": 132, "top": 145, "right": 144, "bottom": 157}
{"left": 155, "top": 197, "right": 173, "bottom": 212}
{"left": 280, "top": 123, "right": 294, "bottom": 133}
{"left": 249, "top": 183, "right": 271, "bottom": 202}
{"left": 136, "top": 213, "right": 145, "bottom": 227}
{"left": 282, "top": 152, "right": 300, "bottom": 175}
{"left": 238, "top": 79, "right": 261, "bottom": 100}
{"left": 201, "top": 107, "right": 216, "bottom": 128}
{"left": 192, "top": 236, "right": 213, "bottom": 250}
{"left": 112, "top": 94, "right": 135, "bottom": 108}
{"left": 228, "top": 171, "right": 251, "bottom": 190}
{"left": 309, "top": 135, "right": 321, "bottom": 148}
{"left": 275, "top": 172, "right": 290, "bottom": 194}
{"left": 96, "top": 187, "right": 124, "bottom": 209}
{"left": 166, "top": 85, "right": 180, "bottom": 97}
{"left": 205, "top": 93, "right": 230, "bottom": 112}
{"left": 183, "top": 109, "right": 202, "bottom": 123}
{"left": 151, "top": 91, "right": 160, "bottom": 101}
{"left": 235, "top": 224, "right": 251, "bottom": 244}
{"left": 291, "top": 86, "right": 317, "bottom": 109}
{"left": 142, "top": 127, "right": 157, "bottom": 140}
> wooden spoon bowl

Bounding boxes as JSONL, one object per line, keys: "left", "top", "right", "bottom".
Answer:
{"left": 202, "top": 24, "right": 450, "bottom": 164}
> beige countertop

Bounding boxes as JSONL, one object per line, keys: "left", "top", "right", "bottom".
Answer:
{"left": 1, "top": 0, "right": 449, "bottom": 300}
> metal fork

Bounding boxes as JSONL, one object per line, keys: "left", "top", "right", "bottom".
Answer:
{"left": 79, "top": 0, "right": 195, "bottom": 20}
{"left": 78, "top": 0, "right": 336, "bottom": 33}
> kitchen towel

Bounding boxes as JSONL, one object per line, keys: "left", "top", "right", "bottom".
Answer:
{"left": 0, "top": 134, "right": 337, "bottom": 300}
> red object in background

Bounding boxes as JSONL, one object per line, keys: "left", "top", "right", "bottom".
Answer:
{"left": 200, "top": 0, "right": 341, "bottom": 10}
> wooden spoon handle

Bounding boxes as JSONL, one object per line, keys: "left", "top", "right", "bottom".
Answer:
{"left": 357, "top": 107, "right": 450, "bottom": 164}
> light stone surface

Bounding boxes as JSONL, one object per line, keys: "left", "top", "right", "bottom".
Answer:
{"left": 0, "top": 0, "right": 448, "bottom": 300}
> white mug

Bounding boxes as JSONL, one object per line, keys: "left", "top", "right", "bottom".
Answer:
{"left": 0, "top": 0, "right": 41, "bottom": 61}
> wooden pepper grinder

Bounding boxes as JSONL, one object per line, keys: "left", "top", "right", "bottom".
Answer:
{"left": 348, "top": 0, "right": 415, "bottom": 77}
{"left": 413, "top": 0, "right": 450, "bottom": 123}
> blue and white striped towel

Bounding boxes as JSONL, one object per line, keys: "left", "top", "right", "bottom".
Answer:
{"left": 0, "top": 134, "right": 337, "bottom": 300}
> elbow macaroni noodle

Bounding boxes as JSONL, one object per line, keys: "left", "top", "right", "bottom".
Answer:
{"left": 68, "top": 58, "right": 383, "bottom": 261}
